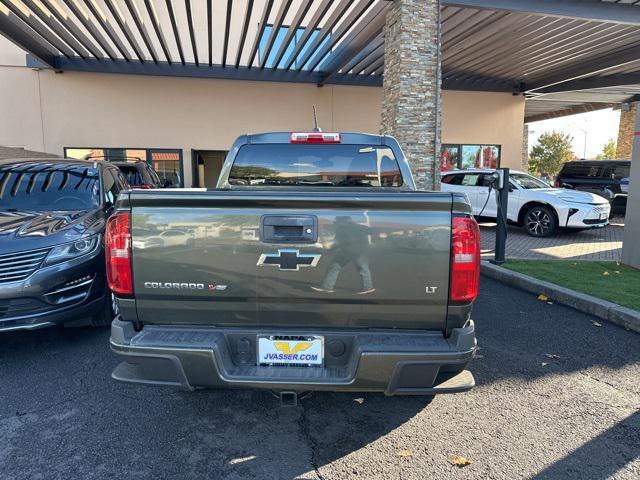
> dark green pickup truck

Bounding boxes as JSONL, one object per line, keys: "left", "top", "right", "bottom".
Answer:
{"left": 106, "top": 132, "right": 479, "bottom": 404}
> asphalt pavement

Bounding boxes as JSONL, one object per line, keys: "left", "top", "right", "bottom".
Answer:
{"left": 1, "top": 277, "right": 638, "bottom": 480}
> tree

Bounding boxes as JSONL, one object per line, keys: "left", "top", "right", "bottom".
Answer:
{"left": 529, "top": 132, "right": 575, "bottom": 177}
{"left": 595, "top": 139, "right": 617, "bottom": 160}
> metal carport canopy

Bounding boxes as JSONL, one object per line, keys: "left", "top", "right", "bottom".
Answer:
{"left": 2, "top": 0, "right": 640, "bottom": 120}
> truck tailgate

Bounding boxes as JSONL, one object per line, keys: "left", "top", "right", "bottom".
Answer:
{"left": 129, "top": 191, "right": 452, "bottom": 331}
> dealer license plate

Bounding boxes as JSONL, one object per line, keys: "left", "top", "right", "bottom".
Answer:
{"left": 257, "top": 336, "right": 324, "bottom": 366}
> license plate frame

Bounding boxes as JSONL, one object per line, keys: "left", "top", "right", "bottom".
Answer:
{"left": 257, "top": 335, "right": 324, "bottom": 367}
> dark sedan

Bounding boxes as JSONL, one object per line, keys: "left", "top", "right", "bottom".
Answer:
{"left": 0, "top": 158, "right": 129, "bottom": 331}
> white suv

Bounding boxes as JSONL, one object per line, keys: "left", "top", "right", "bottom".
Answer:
{"left": 440, "top": 169, "right": 611, "bottom": 237}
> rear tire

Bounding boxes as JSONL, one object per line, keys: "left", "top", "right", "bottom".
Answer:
{"left": 524, "top": 205, "right": 557, "bottom": 237}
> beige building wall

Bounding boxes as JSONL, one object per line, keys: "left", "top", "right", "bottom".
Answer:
{"left": 0, "top": 37, "right": 525, "bottom": 187}
{"left": 441, "top": 90, "right": 526, "bottom": 171}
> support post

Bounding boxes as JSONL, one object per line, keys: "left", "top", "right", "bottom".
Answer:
{"left": 622, "top": 105, "right": 640, "bottom": 269}
{"left": 492, "top": 168, "right": 509, "bottom": 265}
{"left": 380, "top": 0, "right": 441, "bottom": 190}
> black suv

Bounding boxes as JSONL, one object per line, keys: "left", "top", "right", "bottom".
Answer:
{"left": 103, "top": 158, "right": 164, "bottom": 189}
{"left": 0, "top": 158, "right": 129, "bottom": 332}
{"left": 555, "top": 160, "right": 630, "bottom": 215}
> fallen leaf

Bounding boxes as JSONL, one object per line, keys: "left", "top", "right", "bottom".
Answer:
{"left": 398, "top": 449, "right": 412, "bottom": 458}
{"left": 545, "top": 353, "right": 560, "bottom": 359}
{"left": 537, "top": 294, "right": 548, "bottom": 301}
{"left": 591, "top": 321, "right": 602, "bottom": 327}
{"left": 353, "top": 397, "right": 365, "bottom": 405}
{"left": 546, "top": 301, "right": 554, "bottom": 305}
{"left": 541, "top": 362, "right": 549, "bottom": 367}
{"left": 614, "top": 271, "right": 621, "bottom": 274}
{"left": 450, "top": 456, "right": 472, "bottom": 467}
{"left": 603, "top": 271, "right": 610, "bottom": 276}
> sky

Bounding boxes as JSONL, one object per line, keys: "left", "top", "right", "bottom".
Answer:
{"left": 527, "top": 108, "right": 621, "bottom": 159}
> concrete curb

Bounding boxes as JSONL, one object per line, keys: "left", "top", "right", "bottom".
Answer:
{"left": 481, "top": 261, "right": 640, "bottom": 334}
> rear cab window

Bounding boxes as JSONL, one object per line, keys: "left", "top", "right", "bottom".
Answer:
{"left": 117, "top": 165, "right": 145, "bottom": 186}
{"left": 228, "top": 144, "right": 403, "bottom": 187}
{"left": 602, "top": 164, "right": 630, "bottom": 180}
{"left": 560, "top": 164, "right": 603, "bottom": 178}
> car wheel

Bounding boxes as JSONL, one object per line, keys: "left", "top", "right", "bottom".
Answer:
{"left": 524, "top": 205, "right": 557, "bottom": 237}
{"left": 91, "top": 292, "right": 118, "bottom": 327}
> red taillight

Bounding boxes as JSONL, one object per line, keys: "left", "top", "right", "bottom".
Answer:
{"left": 450, "top": 216, "right": 480, "bottom": 303}
{"left": 105, "top": 212, "right": 133, "bottom": 296}
{"left": 130, "top": 184, "right": 152, "bottom": 189}
{"left": 290, "top": 132, "right": 341, "bottom": 143}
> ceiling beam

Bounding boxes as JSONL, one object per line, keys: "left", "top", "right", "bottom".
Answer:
{"left": 27, "top": 54, "right": 383, "bottom": 86}
{"left": 283, "top": 0, "right": 333, "bottom": 71}
{"left": 526, "top": 44, "right": 640, "bottom": 92}
{"left": 221, "top": 0, "right": 233, "bottom": 68}
{"left": 532, "top": 73, "right": 640, "bottom": 94}
{"left": 234, "top": 0, "right": 254, "bottom": 68}
{"left": 294, "top": 0, "right": 353, "bottom": 71}
{"left": 260, "top": 0, "right": 292, "bottom": 68}
{"left": 443, "top": 0, "right": 640, "bottom": 26}
{"left": 318, "top": 3, "right": 388, "bottom": 85}
{"left": 246, "top": 0, "right": 274, "bottom": 67}
{"left": 0, "top": 5, "right": 58, "bottom": 67}
{"left": 103, "top": 0, "right": 146, "bottom": 62}
{"left": 0, "top": 0, "right": 74, "bottom": 58}
{"left": 82, "top": 0, "right": 132, "bottom": 61}
{"left": 20, "top": 0, "right": 91, "bottom": 58}
{"left": 525, "top": 101, "right": 616, "bottom": 123}
{"left": 123, "top": 0, "right": 159, "bottom": 63}
{"left": 60, "top": 0, "right": 118, "bottom": 60}
{"left": 165, "top": 0, "right": 185, "bottom": 65}
{"left": 306, "top": 0, "right": 378, "bottom": 72}
{"left": 270, "top": 0, "right": 312, "bottom": 70}
{"left": 143, "top": 0, "right": 172, "bottom": 63}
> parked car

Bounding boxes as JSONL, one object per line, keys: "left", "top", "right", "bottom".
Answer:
{"left": 0, "top": 158, "right": 130, "bottom": 331}
{"left": 108, "top": 131, "right": 479, "bottom": 403}
{"left": 440, "top": 169, "right": 610, "bottom": 237}
{"left": 131, "top": 229, "right": 195, "bottom": 250}
{"left": 555, "top": 160, "right": 630, "bottom": 215}
{"left": 109, "top": 159, "right": 164, "bottom": 189}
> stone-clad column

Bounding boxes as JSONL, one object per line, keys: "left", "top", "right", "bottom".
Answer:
{"left": 381, "top": 0, "right": 441, "bottom": 190}
{"left": 616, "top": 103, "right": 637, "bottom": 160}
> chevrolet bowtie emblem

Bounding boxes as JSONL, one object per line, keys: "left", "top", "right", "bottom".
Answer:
{"left": 257, "top": 249, "right": 321, "bottom": 271}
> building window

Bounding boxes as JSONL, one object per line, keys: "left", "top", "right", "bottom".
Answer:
{"left": 440, "top": 144, "right": 501, "bottom": 171}
{"left": 65, "top": 147, "right": 183, "bottom": 187}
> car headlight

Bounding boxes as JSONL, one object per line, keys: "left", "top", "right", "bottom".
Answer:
{"left": 43, "top": 235, "right": 101, "bottom": 266}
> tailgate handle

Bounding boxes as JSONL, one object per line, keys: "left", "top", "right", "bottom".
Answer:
{"left": 260, "top": 215, "right": 317, "bottom": 243}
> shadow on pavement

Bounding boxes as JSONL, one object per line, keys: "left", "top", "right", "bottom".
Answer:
{"left": 471, "top": 277, "right": 640, "bottom": 388}
{"left": 530, "top": 410, "right": 640, "bottom": 480}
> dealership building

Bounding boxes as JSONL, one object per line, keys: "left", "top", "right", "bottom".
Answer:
{"left": 1, "top": 0, "right": 640, "bottom": 265}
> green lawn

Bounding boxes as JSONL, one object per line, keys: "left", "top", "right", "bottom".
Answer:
{"left": 502, "top": 260, "right": 640, "bottom": 311}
